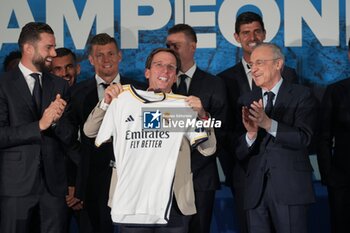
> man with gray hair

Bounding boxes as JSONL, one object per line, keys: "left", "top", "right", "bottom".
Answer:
{"left": 235, "top": 43, "right": 317, "bottom": 233}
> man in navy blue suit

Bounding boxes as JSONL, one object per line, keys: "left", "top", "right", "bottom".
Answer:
{"left": 217, "top": 12, "right": 299, "bottom": 233}
{"left": 0, "top": 22, "right": 74, "bottom": 233}
{"left": 167, "top": 24, "right": 228, "bottom": 233}
{"left": 235, "top": 43, "right": 317, "bottom": 233}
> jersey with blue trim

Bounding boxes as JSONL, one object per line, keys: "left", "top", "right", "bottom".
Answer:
{"left": 95, "top": 85, "right": 208, "bottom": 225}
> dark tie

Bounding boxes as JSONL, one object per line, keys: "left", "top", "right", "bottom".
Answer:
{"left": 177, "top": 74, "right": 188, "bottom": 96}
{"left": 264, "top": 91, "right": 275, "bottom": 117}
{"left": 100, "top": 83, "right": 110, "bottom": 89}
{"left": 246, "top": 63, "right": 251, "bottom": 70}
{"left": 30, "top": 73, "right": 42, "bottom": 114}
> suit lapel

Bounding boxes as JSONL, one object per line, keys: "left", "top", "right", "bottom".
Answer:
{"left": 272, "top": 81, "right": 293, "bottom": 118}
{"left": 237, "top": 62, "right": 252, "bottom": 93}
{"left": 12, "top": 68, "right": 38, "bottom": 117}
{"left": 188, "top": 68, "right": 203, "bottom": 96}
{"left": 84, "top": 79, "right": 99, "bottom": 119}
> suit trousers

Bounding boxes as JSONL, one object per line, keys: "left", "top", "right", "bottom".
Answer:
{"left": 188, "top": 190, "right": 216, "bottom": 233}
{"left": 246, "top": 173, "right": 309, "bottom": 233}
{"left": 118, "top": 197, "right": 192, "bottom": 233}
{"left": 84, "top": 197, "right": 114, "bottom": 233}
{"left": 0, "top": 170, "right": 67, "bottom": 233}
{"left": 231, "top": 185, "right": 248, "bottom": 233}
{"left": 327, "top": 186, "right": 350, "bottom": 233}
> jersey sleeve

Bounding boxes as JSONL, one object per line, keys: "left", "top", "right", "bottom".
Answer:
{"left": 95, "top": 99, "right": 117, "bottom": 147}
{"left": 185, "top": 121, "right": 208, "bottom": 148}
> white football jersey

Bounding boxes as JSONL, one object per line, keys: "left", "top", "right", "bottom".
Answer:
{"left": 95, "top": 85, "right": 208, "bottom": 225}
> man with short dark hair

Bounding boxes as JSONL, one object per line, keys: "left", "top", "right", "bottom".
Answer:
{"left": 50, "top": 47, "right": 91, "bottom": 233}
{"left": 83, "top": 47, "right": 216, "bottom": 233}
{"left": 0, "top": 22, "right": 74, "bottom": 233}
{"left": 167, "top": 23, "right": 228, "bottom": 233}
{"left": 51, "top": 47, "right": 80, "bottom": 86}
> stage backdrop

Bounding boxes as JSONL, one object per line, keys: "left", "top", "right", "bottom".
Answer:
{"left": 0, "top": 0, "right": 349, "bottom": 86}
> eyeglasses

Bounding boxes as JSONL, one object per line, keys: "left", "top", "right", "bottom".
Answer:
{"left": 248, "top": 58, "right": 281, "bottom": 68}
{"left": 152, "top": 62, "right": 177, "bottom": 72}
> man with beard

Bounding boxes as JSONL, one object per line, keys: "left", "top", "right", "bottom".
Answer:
{"left": 69, "top": 33, "right": 146, "bottom": 233}
{"left": 51, "top": 47, "right": 93, "bottom": 233}
{"left": 51, "top": 47, "right": 80, "bottom": 86}
{"left": 0, "top": 22, "right": 75, "bottom": 233}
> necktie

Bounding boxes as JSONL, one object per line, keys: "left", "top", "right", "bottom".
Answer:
{"left": 30, "top": 73, "right": 42, "bottom": 114}
{"left": 264, "top": 91, "right": 275, "bottom": 117}
{"left": 246, "top": 63, "right": 251, "bottom": 70}
{"left": 177, "top": 74, "right": 188, "bottom": 96}
{"left": 100, "top": 83, "right": 110, "bottom": 89}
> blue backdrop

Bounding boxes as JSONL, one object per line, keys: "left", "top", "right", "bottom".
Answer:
{"left": 0, "top": 0, "right": 349, "bottom": 87}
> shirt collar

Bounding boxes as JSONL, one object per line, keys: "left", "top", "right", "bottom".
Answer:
{"left": 241, "top": 58, "right": 251, "bottom": 75}
{"left": 178, "top": 63, "right": 197, "bottom": 79}
{"left": 95, "top": 73, "right": 121, "bottom": 85}
{"left": 262, "top": 78, "right": 283, "bottom": 97}
{"left": 18, "top": 62, "right": 42, "bottom": 78}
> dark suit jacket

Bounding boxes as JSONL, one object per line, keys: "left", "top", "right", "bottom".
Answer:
{"left": 235, "top": 81, "right": 316, "bottom": 209}
{"left": 317, "top": 78, "right": 350, "bottom": 187}
{"left": 69, "top": 76, "right": 146, "bottom": 200}
{"left": 0, "top": 68, "right": 74, "bottom": 197}
{"left": 174, "top": 67, "right": 228, "bottom": 191}
{"left": 218, "top": 62, "right": 299, "bottom": 187}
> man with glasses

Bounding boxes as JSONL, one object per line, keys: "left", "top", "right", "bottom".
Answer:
{"left": 83, "top": 48, "right": 216, "bottom": 233}
{"left": 217, "top": 11, "right": 298, "bottom": 233}
{"left": 69, "top": 33, "right": 146, "bottom": 233}
{"left": 235, "top": 43, "right": 317, "bottom": 233}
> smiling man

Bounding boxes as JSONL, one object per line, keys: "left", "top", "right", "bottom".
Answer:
{"left": 83, "top": 47, "right": 216, "bottom": 233}
{"left": 51, "top": 47, "right": 80, "bottom": 86}
{"left": 0, "top": 22, "right": 74, "bottom": 233}
{"left": 68, "top": 33, "right": 146, "bottom": 233}
{"left": 235, "top": 43, "right": 317, "bottom": 233}
{"left": 217, "top": 12, "right": 299, "bottom": 233}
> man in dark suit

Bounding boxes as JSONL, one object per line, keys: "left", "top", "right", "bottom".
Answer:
{"left": 235, "top": 42, "right": 316, "bottom": 233}
{"left": 317, "top": 39, "right": 350, "bottom": 233}
{"left": 51, "top": 47, "right": 94, "bottom": 233}
{"left": 0, "top": 22, "right": 74, "bottom": 233}
{"left": 217, "top": 11, "right": 298, "bottom": 233}
{"left": 69, "top": 33, "right": 146, "bottom": 233}
{"left": 166, "top": 24, "right": 228, "bottom": 233}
